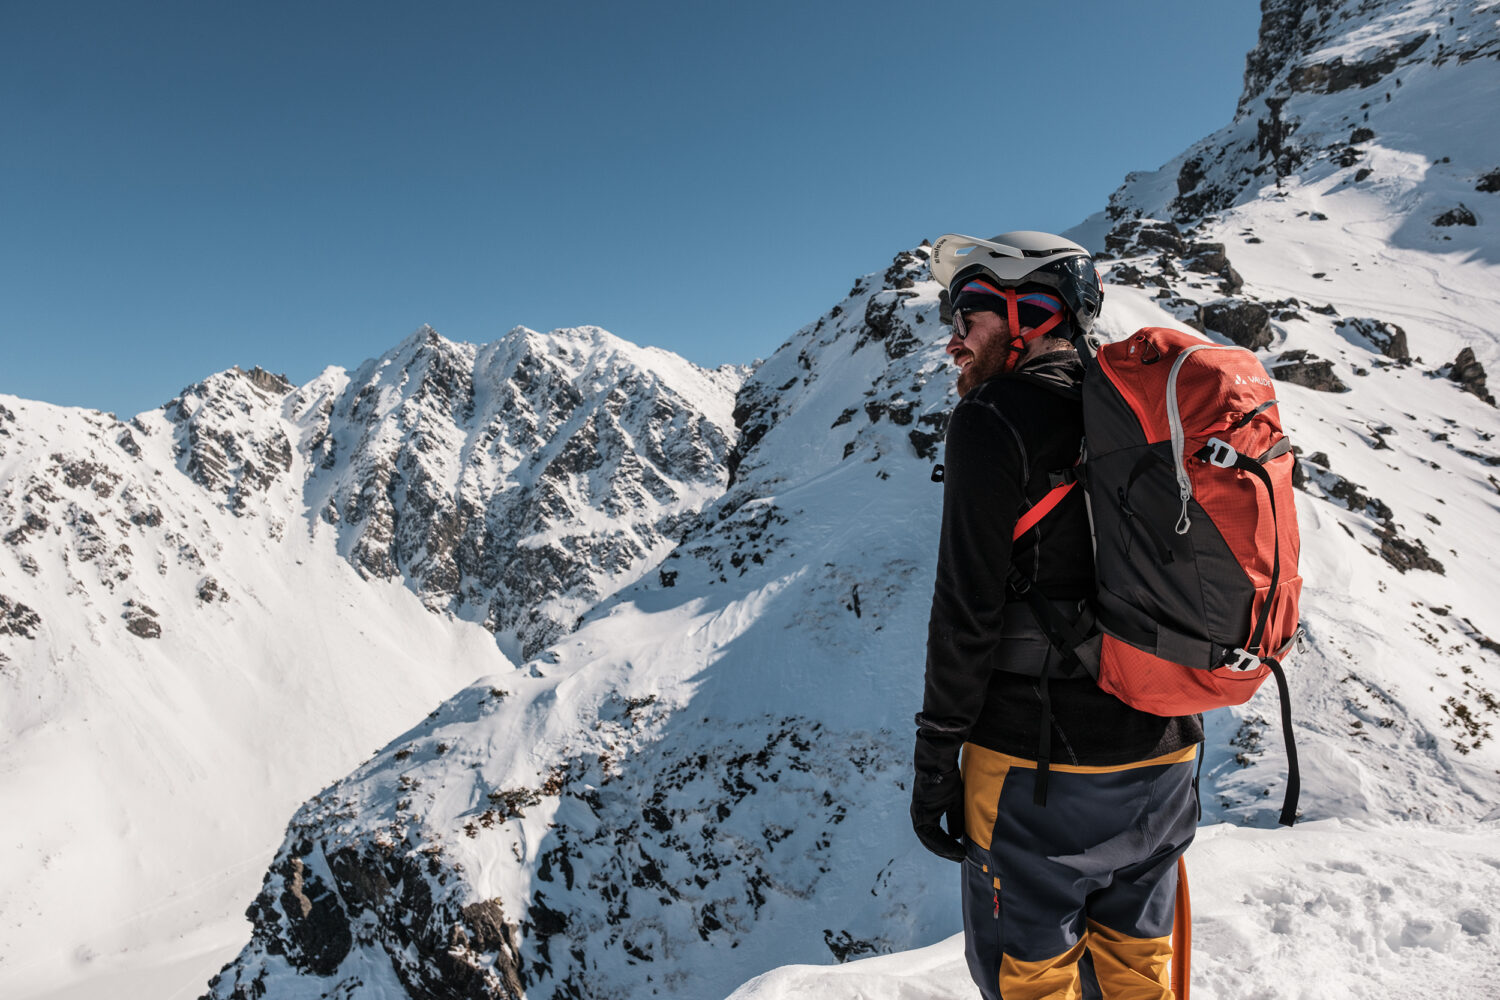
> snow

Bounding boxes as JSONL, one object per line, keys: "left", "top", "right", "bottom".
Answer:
{"left": 728, "top": 819, "right": 1500, "bottom": 1000}
{"left": 0, "top": 396, "right": 510, "bottom": 999}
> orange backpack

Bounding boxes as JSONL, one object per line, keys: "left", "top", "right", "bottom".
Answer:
{"left": 1016, "top": 326, "right": 1304, "bottom": 825}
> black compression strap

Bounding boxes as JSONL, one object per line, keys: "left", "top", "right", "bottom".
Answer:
{"left": 1034, "top": 665, "right": 1052, "bottom": 807}
{"left": 1195, "top": 443, "right": 1283, "bottom": 656}
{"left": 1267, "top": 657, "right": 1300, "bottom": 827}
{"left": 1235, "top": 456, "right": 1281, "bottom": 655}
{"left": 1233, "top": 399, "right": 1279, "bottom": 429}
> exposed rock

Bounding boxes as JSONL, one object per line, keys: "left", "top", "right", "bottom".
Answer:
{"left": 1107, "top": 220, "right": 1187, "bottom": 258}
{"left": 209, "top": 715, "right": 894, "bottom": 1000}
{"left": 0, "top": 595, "right": 41, "bottom": 638}
{"left": 1182, "top": 242, "right": 1244, "bottom": 293}
{"left": 859, "top": 292, "right": 923, "bottom": 361}
{"left": 1446, "top": 347, "right": 1496, "bottom": 405}
{"left": 1434, "top": 204, "right": 1478, "bottom": 227}
{"left": 1272, "top": 350, "right": 1349, "bottom": 392}
{"left": 1478, "top": 168, "right": 1500, "bottom": 193}
{"left": 123, "top": 600, "right": 161, "bottom": 639}
{"left": 1288, "top": 34, "right": 1428, "bottom": 95}
{"left": 1336, "top": 317, "right": 1409, "bottom": 362}
{"left": 197, "top": 577, "right": 230, "bottom": 604}
{"left": 171, "top": 371, "right": 296, "bottom": 515}
{"left": 1299, "top": 455, "right": 1393, "bottom": 523}
{"left": 1198, "top": 300, "right": 1273, "bottom": 351}
{"left": 1377, "top": 525, "right": 1445, "bottom": 575}
{"left": 1256, "top": 96, "right": 1305, "bottom": 186}
{"left": 311, "top": 329, "right": 740, "bottom": 657}
{"left": 1239, "top": 0, "right": 1310, "bottom": 113}
{"left": 1176, "top": 156, "right": 1206, "bottom": 197}
{"left": 240, "top": 366, "right": 295, "bottom": 397}
{"left": 908, "top": 413, "right": 947, "bottom": 462}
{"left": 856, "top": 248, "right": 929, "bottom": 361}
{"left": 272, "top": 855, "right": 353, "bottom": 977}
{"left": 882, "top": 245, "right": 929, "bottom": 290}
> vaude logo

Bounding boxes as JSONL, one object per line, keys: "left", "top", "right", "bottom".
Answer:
{"left": 1235, "top": 372, "right": 1274, "bottom": 389}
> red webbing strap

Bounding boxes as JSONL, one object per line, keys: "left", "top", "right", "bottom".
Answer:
{"left": 1172, "top": 855, "right": 1192, "bottom": 999}
{"left": 1012, "top": 481, "right": 1077, "bottom": 541}
{"left": 1006, "top": 289, "right": 1021, "bottom": 356}
{"left": 1001, "top": 289, "right": 1067, "bottom": 374}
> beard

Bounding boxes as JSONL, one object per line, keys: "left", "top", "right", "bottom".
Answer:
{"left": 955, "top": 340, "right": 1013, "bottom": 397}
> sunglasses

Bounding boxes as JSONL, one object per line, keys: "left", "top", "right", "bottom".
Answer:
{"left": 951, "top": 307, "right": 994, "bottom": 341}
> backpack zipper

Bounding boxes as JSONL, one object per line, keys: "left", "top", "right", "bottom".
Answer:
{"left": 1165, "top": 342, "right": 1244, "bottom": 534}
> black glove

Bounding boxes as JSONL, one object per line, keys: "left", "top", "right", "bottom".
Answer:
{"left": 910, "top": 767, "right": 966, "bottom": 862}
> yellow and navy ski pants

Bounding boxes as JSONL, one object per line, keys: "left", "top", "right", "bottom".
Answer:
{"left": 960, "top": 743, "right": 1198, "bottom": 1000}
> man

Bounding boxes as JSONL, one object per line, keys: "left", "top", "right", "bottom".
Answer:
{"left": 911, "top": 232, "right": 1204, "bottom": 1000}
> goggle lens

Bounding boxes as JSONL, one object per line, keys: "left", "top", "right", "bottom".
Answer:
{"left": 953, "top": 309, "right": 970, "bottom": 341}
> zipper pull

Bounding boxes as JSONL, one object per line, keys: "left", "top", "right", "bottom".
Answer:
{"left": 993, "top": 890, "right": 1000, "bottom": 919}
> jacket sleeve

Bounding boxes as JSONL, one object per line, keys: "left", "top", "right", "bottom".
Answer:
{"left": 914, "top": 397, "right": 1027, "bottom": 774}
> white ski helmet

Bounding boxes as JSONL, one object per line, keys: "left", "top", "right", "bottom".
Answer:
{"left": 930, "top": 231, "right": 1104, "bottom": 334}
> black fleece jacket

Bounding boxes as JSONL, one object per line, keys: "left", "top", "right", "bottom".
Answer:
{"left": 915, "top": 351, "right": 1203, "bottom": 776}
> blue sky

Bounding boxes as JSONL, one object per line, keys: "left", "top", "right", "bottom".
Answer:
{"left": 2, "top": 1, "right": 1262, "bottom": 418}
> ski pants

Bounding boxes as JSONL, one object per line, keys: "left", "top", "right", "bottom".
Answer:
{"left": 959, "top": 743, "right": 1198, "bottom": 1000}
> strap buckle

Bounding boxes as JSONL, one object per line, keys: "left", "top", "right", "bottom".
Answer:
{"left": 1223, "top": 647, "right": 1262, "bottom": 673}
{"left": 1204, "top": 437, "right": 1239, "bottom": 468}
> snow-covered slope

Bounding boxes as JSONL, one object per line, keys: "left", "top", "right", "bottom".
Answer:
{"left": 201, "top": 248, "right": 958, "bottom": 1000}
{"left": 202, "top": 1, "right": 1500, "bottom": 998}
{"left": 0, "top": 328, "right": 741, "bottom": 999}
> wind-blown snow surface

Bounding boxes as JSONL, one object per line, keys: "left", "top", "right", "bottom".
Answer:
{"left": 204, "top": 1, "right": 1500, "bottom": 998}
{"left": 0, "top": 328, "right": 742, "bottom": 999}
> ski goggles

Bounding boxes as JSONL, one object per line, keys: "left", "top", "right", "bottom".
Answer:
{"left": 951, "top": 283, "right": 1064, "bottom": 340}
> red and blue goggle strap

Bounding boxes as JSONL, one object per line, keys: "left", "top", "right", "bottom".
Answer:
{"left": 955, "top": 280, "right": 1066, "bottom": 348}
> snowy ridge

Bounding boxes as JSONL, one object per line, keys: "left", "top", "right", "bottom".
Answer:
{"left": 205, "top": 0, "right": 1500, "bottom": 997}
{"left": 294, "top": 324, "right": 743, "bottom": 660}
{"left": 200, "top": 246, "right": 962, "bottom": 1000}
{"left": 0, "top": 329, "right": 741, "bottom": 999}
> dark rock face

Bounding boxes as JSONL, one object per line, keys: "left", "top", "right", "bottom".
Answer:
{"left": 207, "top": 710, "right": 901, "bottom": 1000}
{"left": 1238, "top": 0, "right": 1313, "bottom": 115}
{"left": 1478, "top": 169, "right": 1500, "bottom": 193}
{"left": 1103, "top": 221, "right": 1243, "bottom": 291}
{"left": 1199, "top": 300, "right": 1274, "bottom": 351}
{"left": 123, "top": 600, "right": 161, "bottom": 639}
{"left": 1434, "top": 204, "right": 1478, "bottom": 227}
{"left": 1272, "top": 350, "right": 1350, "bottom": 392}
{"left": 1288, "top": 34, "right": 1428, "bottom": 95}
{"left": 1297, "top": 453, "right": 1393, "bottom": 523}
{"left": 1336, "top": 317, "right": 1410, "bottom": 361}
{"left": 856, "top": 248, "right": 928, "bottom": 361}
{"left": 208, "top": 834, "right": 526, "bottom": 1000}
{"left": 1377, "top": 525, "right": 1446, "bottom": 575}
{"left": 169, "top": 367, "right": 296, "bottom": 515}
{"left": 1447, "top": 347, "right": 1496, "bottom": 405}
{"left": 0, "top": 595, "right": 41, "bottom": 638}
{"left": 274, "top": 856, "right": 354, "bottom": 977}
{"left": 304, "top": 328, "right": 741, "bottom": 658}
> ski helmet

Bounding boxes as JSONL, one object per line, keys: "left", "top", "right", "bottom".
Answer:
{"left": 930, "top": 231, "right": 1104, "bottom": 336}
